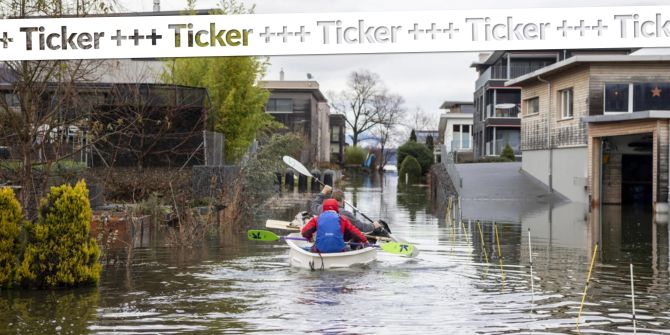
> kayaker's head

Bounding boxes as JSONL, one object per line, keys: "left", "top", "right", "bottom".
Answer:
{"left": 332, "top": 190, "right": 345, "bottom": 208}
{"left": 322, "top": 199, "right": 339, "bottom": 213}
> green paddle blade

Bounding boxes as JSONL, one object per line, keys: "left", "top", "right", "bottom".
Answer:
{"left": 247, "top": 230, "right": 280, "bottom": 241}
{"left": 380, "top": 242, "right": 414, "bottom": 256}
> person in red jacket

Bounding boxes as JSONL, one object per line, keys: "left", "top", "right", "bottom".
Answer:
{"left": 301, "top": 199, "right": 368, "bottom": 253}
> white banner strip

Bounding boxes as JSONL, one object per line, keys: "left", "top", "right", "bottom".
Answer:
{"left": 0, "top": 6, "right": 669, "bottom": 60}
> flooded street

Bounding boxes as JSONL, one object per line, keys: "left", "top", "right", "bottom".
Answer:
{"left": 2, "top": 173, "right": 670, "bottom": 334}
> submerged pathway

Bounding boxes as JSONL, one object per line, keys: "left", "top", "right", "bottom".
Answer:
{"left": 455, "top": 162, "right": 564, "bottom": 222}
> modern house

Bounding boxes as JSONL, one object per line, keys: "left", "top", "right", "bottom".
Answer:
{"left": 438, "top": 101, "right": 475, "bottom": 161}
{"left": 329, "top": 113, "right": 346, "bottom": 165}
{"left": 259, "top": 79, "right": 331, "bottom": 165}
{"left": 506, "top": 55, "right": 670, "bottom": 219}
{"left": 471, "top": 49, "right": 635, "bottom": 160}
{"left": 0, "top": 61, "right": 211, "bottom": 169}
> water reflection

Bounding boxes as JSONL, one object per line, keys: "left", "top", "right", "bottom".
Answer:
{"left": 1, "top": 174, "right": 669, "bottom": 333}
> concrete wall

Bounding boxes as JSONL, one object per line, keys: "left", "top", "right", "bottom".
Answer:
{"left": 552, "top": 146, "right": 588, "bottom": 203}
{"left": 522, "top": 146, "right": 588, "bottom": 203}
{"left": 522, "top": 149, "right": 550, "bottom": 186}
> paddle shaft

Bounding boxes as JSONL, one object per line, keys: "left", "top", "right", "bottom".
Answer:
{"left": 309, "top": 172, "right": 375, "bottom": 223}
{"left": 282, "top": 155, "right": 398, "bottom": 241}
{"left": 283, "top": 236, "right": 384, "bottom": 249}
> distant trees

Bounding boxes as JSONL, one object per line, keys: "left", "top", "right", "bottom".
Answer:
{"left": 397, "top": 141, "right": 434, "bottom": 175}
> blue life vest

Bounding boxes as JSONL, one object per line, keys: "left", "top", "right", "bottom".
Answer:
{"left": 315, "top": 211, "right": 345, "bottom": 253}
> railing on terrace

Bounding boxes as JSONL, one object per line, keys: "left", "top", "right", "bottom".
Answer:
{"left": 485, "top": 105, "right": 521, "bottom": 118}
{"left": 442, "top": 145, "right": 462, "bottom": 194}
{"left": 476, "top": 63, "right": 552, "bottom": 89}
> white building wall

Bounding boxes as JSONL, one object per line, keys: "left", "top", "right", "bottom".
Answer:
{"left": 443, "top": 116, "right": 474, "bottom": 153}
{"left": 522, "top": 147, "right": 588, "bottom": 203}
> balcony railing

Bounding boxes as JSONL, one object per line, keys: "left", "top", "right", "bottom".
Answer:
{"left": 476, "top": 63, "right": 552, "bottom": 89}
{"left": 486, "top": 104, "right": 521, "bottom": 118}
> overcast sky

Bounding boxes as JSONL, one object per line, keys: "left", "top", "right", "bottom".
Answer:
{"left": 118, "top": 0, "right": 669, "bottom": 123}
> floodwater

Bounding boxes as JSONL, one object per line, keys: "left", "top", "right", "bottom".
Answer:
{"left": 1, "top": 173, "right": 670, "bottom": 334}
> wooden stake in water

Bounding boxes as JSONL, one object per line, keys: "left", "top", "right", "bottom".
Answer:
{"left": 630, "top": 263, "right": 637, "bottom": 334}
{"left": 577, "top": 243, "right": 599, "bottom": 329}
{"left": 460, "top": 219, "right": 470, "bottom": 244}
{"left": 494, "top": 223, "right": 505, "bottom": 288}
{"left": 477, "top": 221, "right": 489, "bottom": 276}
{"left": 458, "top": 196, "right": 462, "bottom": 224}
{"left": 528, "top": 228, "right": 535, "bottom": 314}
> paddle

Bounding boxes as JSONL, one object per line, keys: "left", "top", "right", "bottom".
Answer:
{"left": 247, "top": 230, "right": 415, "bottom": 256}
{"left": 282, "top": 155, "right": 392, "bottom": 233}
{"left": 265, "top": 219, "right": 393, "bottom": 242}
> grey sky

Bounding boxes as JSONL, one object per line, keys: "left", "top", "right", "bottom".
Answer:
{"left": 119, "top": 0, "right": 668, "bottom": 126}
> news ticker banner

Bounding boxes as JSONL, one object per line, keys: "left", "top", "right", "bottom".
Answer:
{"left": 1, "top": 6, "right": 670, "bottom": 60}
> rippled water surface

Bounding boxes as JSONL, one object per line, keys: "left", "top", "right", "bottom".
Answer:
{"left": 1, "top": 173, "right": 669, "bottom": 334}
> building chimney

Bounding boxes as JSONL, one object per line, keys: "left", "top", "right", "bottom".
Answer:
{"left": 280, "top": 68, "right": 285, "bottom": 81}
{"left": 153, "top": 0, "right": 160, "bottom": 12}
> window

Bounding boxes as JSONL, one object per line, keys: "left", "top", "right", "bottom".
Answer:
{"left": 604, "top": 83, "right": 629, "bottom": 113}
{"left": 331, "top": 126, "right": 340, "bottom": 142}
{"left": 560, "top": 88, "right": 573, "bottom": 119}
{"left": 462, "top": 125, "right": 471, "bottom": 149}
{"left": 3, "top": 94, "right": 19, "bottom": 107}
{"left": 633, "top": 83, "right": 670, "bottom": 112}
{"left": 452, "top": 124, "right": 461, "bottom": 150}
{"left": 524, "top": 97, "right": 539, "bottom": 115}
{"left": 266, "top": 98, "right": 292, "bottom": 113}
{"left": 451, "top": 124, "right": 471, "bottom": 151}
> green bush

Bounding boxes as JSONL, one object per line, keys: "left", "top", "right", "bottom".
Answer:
{"left": 397, "top": 141, "right": 434, "bottom": 175}
{"left": 18, "top": 180, "right": 101, "bottom": 289}
{"left": 500, "top": 144, "right": 516, "bottom": 162}
{"left": 399, "top": 156, "right": 422, "bottom": 183}
{"left": 0, "top": 187, "right": 23, "bottom": 288}
{"left": 344, "top": 146, "right": 367, "bottom": 166}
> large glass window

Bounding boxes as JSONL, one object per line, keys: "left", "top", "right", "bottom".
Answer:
{"left": 560, "top": 88, "right": 573, "bottom": 119}
{"left": 633, "top": 83, "right": 670, "bottom": 112}
{"left": 462, "top": 125, "right": 471, "bottom": 149}
{"left": 495, "top": 128, "right": 520, "bottom": 155}
{"left": 604, "top": 83, "right": 629, "bottom": 113}
{"left": 266, "top": 98, "right": 293, "bottom": 113}
{"left": 452, "top": 124, "right": 461, "bottom": 151}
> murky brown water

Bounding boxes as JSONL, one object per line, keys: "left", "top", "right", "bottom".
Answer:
{"left": 1, "top": 173, "right": 669, "bottom": 334}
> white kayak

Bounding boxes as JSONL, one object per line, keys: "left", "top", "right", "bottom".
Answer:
{"left": 285, "top": 233, "right": 378, "bottom": 270}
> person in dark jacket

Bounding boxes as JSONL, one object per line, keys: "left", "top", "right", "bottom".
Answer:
{"left": 309, "top": 185, "right": 382, "bottom": 235}
{"left": 301, "top": 199, "right": 368, "bottom": 253}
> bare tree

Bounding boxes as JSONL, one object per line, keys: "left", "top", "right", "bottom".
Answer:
{"left": 371, "top": 92, "right": 404, "bottom": 170}
{"left": 0, "top": 0, "right": 117, "bottom": 216}
{"left": 330, "top": 70, "right": 385, "bottom": 146}
{"left": 408, "top": 106, "right": 438, "bottom": 132}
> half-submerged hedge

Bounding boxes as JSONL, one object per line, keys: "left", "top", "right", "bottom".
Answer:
{"left": 0, "top": 181, "right": 101, "bottom": 289}
{"left": 0, "top": 188, "right": 23, "bottom": 288}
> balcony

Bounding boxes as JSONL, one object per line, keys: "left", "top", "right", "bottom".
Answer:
{"left": 476, "top": 64, "right": 552, "bottom": 89}
{"left": 486, "top": 104, "right": 521, "bottom": 118}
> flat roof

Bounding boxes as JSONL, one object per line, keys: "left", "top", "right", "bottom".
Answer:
{"left": 259, "top": 80, "right": 327, "bottom": 101}
{"left": 440, "top": 101, "right": 474, "bottom": 109}
{"left": 584, "top": 110, "right": 670, "bottom": 123}
{"left": 507, "top": 55, "right": 670, "bottom": 87}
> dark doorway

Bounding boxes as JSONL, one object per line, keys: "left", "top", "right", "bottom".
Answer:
{"left": 621, "top": 154, "right": 653, "bottom": 207}
{"left": 621, "top": 154, "right": 653, "bottom": 255}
